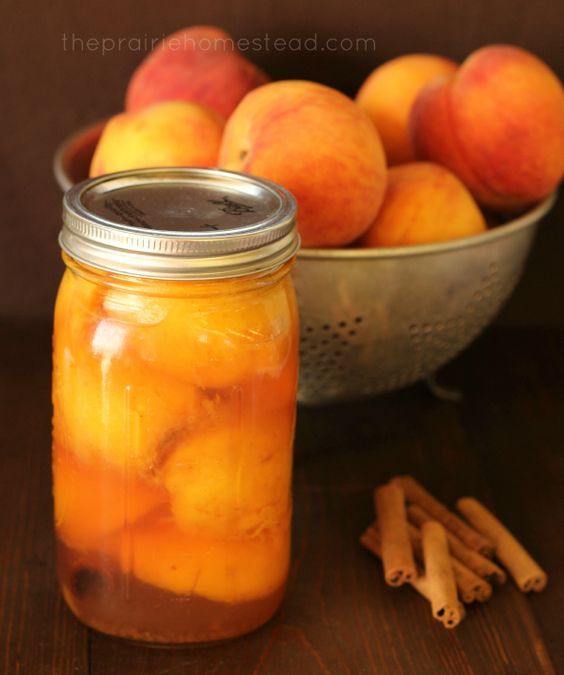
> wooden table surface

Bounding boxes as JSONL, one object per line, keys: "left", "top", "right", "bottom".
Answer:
{"left": 1, "top": 320, "right": 563, "bottom": 674}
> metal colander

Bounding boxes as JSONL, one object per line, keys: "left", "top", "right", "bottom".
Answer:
{"left": 294, "top": 194, "right": 555, "bottom": 405}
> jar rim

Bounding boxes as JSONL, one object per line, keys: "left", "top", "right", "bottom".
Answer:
{"left": 60, "top": 167, "right": 299, "bottom": 280}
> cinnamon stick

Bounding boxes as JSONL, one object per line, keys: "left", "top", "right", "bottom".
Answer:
{"left": 421, "top": 521, "right": 465, "bottom": 627}
{"left": 360, "top": 526, "right": 436, "bottom": 604}
{"left": 392, "top": 476, "right": 495, "bottom": 557}
{"left": 456, "top": 497, "right": 547, "bottom": 592}
{"left": 374, "top": 483, "right": 417, "bottom": 586}
{"left": 407, "top": 523, "right": 492, "bottom": 603}
{"left": 407, "top": 504, "right": 506, "bottom": 584}
{"left": 361, "top": 524, "right": 466, "bottom": 627}
{"left": 451, "top": 556, "right": 493, "bottom": 603}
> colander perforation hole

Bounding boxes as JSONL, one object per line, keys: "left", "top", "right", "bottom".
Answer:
{"left": 406, "top": 264, "right": 505, "bottom": 376}
{"left": 298, "top": 316, "right": 366, "bottom": 394}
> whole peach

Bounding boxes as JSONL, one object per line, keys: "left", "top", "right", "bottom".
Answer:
{"left": 89, "top": 100, "right": 224, "bottom": 177}
{"left": 126, "top": 26, "right": 269, "bottom": 119}
{"left": 411, "top": 45, "right": 564, "bottom": 211}
{"left": 356, "top": 54, "right": 457, "bottom": 166}
{"left": 359, "top": 162, "right": 486, "bottom": 247}
{"left": 219, "top": 80, "right": 387, "bottom": 247}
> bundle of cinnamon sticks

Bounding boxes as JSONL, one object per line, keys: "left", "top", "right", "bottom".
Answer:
{"left": 360, "top": 476, "right": 547, "bottom": 629}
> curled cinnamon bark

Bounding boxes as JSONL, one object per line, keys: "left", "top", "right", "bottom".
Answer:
{"left": 392, "top": 476, "right": 495, "bottom": 557}
{"left": 456, "top": 498, "right": 547, "bottom": 593}
{"left": 374, "top": 483, "right": 417, "bottom": 586}
{"left": 407, "top": 523, "right": 492, "bottom": 603}
{"left": 361, "top": 524, "right": 465, "bottom": 627}
{"left": 407, "top": 504, "right": 506, "bottom": 584}
{"left": 360, "top": 526, "right": 430, "bottom": 601}
{"left": 451, "top": 557, "right": 492, "bottom": 603}
{"left": 421, "top": 521, "right": 464, "bottom": 627}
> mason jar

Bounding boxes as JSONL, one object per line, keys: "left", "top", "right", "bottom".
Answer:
{"left": 52, "top": 168, "right": 299, "bottom": 644}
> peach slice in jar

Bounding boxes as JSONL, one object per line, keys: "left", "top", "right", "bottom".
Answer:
{"left": 53, "top": 268, "right": 104, "bottom": 361}
{"left": 230, "top": 282, "right": 299, "bottom": 413}
{"left": 54, "top": 266, "right": 214, "bottom": 473}
{"left": 101, "top": 273, "right": 296, "bottom": 390}
{"left": 231, "top": 342, "right": 299, "bottom": 415}
{"left": 121, "top": 514, "right": 290, "bottom": 603}
{"left": 53, "top": 443, "right": 168, "bottom": 553}
{"left": 53, "top": 338, "right": 210, "bottom": 474}
{"left": 161, "top": 408, "right": 295, "bottom": 538}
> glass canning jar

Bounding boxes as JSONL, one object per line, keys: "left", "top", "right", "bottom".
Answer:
{"left": 52, "top": 168, "right": 299, "bottom": 644}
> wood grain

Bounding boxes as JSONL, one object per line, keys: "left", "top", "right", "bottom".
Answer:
{"left": 0, "top": 321, "right": 563, "bottom": 673}
{"left": 0, "top": 320, "right": 88, "bottom": 675}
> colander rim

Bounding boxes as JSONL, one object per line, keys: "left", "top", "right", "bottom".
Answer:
{"left": 298, "top": 191, "right": 557, "bottom": 260}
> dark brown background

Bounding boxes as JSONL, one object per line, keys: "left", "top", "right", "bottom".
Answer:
{"left": 1, "top": 5, "right": 564, "bottom": 672}
{"left": 1, "top": 0, "right": 563, "bottom": 322}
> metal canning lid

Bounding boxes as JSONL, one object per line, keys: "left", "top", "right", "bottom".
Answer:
{"left": 60, "top": 167, "right": 299, "bottom": 280}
